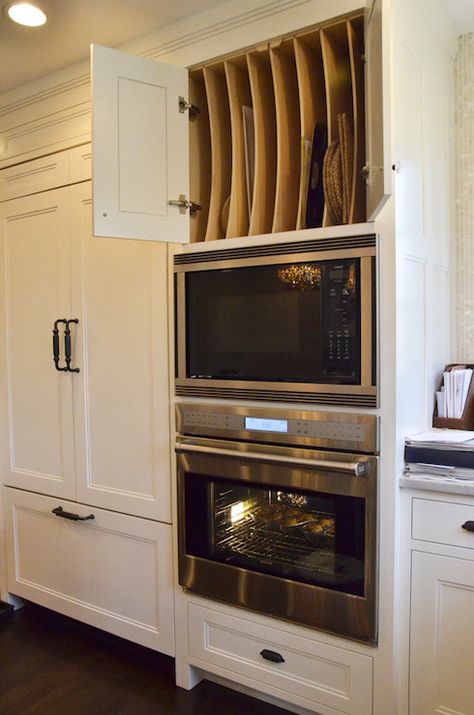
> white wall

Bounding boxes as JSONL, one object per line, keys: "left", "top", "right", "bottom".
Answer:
{"left": 454, "top": 33, "right": 474, "bottom": 361}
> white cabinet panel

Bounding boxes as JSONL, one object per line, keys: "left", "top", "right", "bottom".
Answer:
{"left": 0, "top": 152, "right": 69, "bottom": 201}
{"left": 188, "top": 602, "right": 373, "bottom": 715}
{"left": 410, "top": 550, "right": 474, "bottom": 715}
{"left": 412, "top": 497, "right": 474, "bottom": 550}
{"left": 3, "top": 487, "right": 174, "bottom": 655}
{"left": 92, "top": 44, "right": 189, "bottom": 243}
{"left": 0, "top": 189, "right": 76, "bottom": 499}
{"left": 395, "top": 42, "right": 424, "bottom": 244}
{"left": 70, "top": 183, "right": 171, "bottom": 522}
{"left": 0, "top": 178, "right": 171, "bottom": 522}
{"left": 365, "top": 0, "right": 391, "bottom": 220}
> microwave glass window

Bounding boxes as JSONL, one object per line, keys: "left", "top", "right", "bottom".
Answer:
{"left": 185, "top": 259, "right": 361, "bottom": 384}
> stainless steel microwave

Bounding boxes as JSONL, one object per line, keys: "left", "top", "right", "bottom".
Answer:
{"left": 174, "top": 235, "right": 377, "bottom": 407}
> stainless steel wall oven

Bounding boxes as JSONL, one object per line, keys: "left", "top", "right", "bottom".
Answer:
{"left": 174, "top": 234, "right": 377, "bottom": 407}
{"left": 176, "top": 404, "right": 378, "bottom": 644}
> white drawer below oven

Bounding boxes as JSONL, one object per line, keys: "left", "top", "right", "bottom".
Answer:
{"left": 187, "top": 602, "right": 373, "bottom": 715}
{"left": 3, "top": 487, "right": 174, "bottom": 655}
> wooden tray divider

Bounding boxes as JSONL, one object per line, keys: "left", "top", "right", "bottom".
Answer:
{"left": 294, "top": 30, "right": 327, "bottom": 229}
{"left": 246, "top": 49, "right": 276, "bottom": 237}
{"left": 189, "top": 69, "right": 211, "bottom": 243}
{"left": 270, "top": 40, "right": 301, "bottom": 234}
{"left": 202, "top": 64, "right": 232, "bottom": 241}
{"left": 320, "top": 22, "right": 355, "bottom": 227}
{"left": 347, "top": 15, "right": 366, "bottom": 224}
{"left": 224, "top": 58, "right": 252, "bottom": 239}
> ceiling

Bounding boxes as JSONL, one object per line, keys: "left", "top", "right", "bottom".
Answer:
{"left": 0, "top": 0, "right": 228, "bottom": 94}
{"left": 1, "top": 0, "right": 474, "bottom": 96}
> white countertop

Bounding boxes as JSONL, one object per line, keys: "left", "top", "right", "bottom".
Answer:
{"left": 400, "top": 474, "right": 474, "bottom": 496}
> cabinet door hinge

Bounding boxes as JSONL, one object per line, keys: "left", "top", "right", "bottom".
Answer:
{"left": 179, "top": 96, "right": 200, "bottom": 119}
{"left": 168, "top": 195, "right": 202, "bottom": 215}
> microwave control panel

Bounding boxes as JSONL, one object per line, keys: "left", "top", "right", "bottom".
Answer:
{"left": 320, "top": 259, "right": 359, "bottom": 378}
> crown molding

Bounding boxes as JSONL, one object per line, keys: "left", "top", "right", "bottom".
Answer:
{"left": 139, "top": 0, "right": 314, "bottom": 61}
{"left": 0, "top": 0, "right": 361, "bottom": 117}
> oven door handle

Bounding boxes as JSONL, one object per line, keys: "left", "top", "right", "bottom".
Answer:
{"left": 175, "top": 442, "right": 369, "bottom": 476}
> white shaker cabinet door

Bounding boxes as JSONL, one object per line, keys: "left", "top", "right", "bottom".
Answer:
{"left": 365, "top": 0, "right": 391, "bottom": 220}
{"left": 410, "top": 550, "right": 474, "bottom": 715}
{"left": 0, "top": 189, "right": 77, "bottom": 499}
{"left": 92, "top": 44, "right": 190, "bottom": 243}
{"left": 70, "top": 182, "right": 172, "bottom": 523}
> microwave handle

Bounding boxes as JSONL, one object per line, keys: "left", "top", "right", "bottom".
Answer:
{"left": 175, "top": 442, "right": 369, "bottom": 476}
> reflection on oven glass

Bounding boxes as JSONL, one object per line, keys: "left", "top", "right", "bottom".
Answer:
{"left": 208, "top": 484, "right": 364, "bottom": 594}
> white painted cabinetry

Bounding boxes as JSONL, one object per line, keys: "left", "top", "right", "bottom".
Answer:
{"left": 186, "top": 600, "right": 373, "bottom": 715}
{"left": 409, "top": 494, "right": 474, "bottom": 715}
{"left": 0, "top": 178, "right": 171, "bottom": 522}
{"left": 3, "top": 487, "right": 174, "bottom": 654}
{"left": 0, "top": 161, "right": 174, "bottom": 654}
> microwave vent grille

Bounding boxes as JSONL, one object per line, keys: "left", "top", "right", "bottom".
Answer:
{"left": 175, "top": 385, "right": 377, "bottom": 407}
{"left": 174, "top": 234, "right": 377, "bottom": 266}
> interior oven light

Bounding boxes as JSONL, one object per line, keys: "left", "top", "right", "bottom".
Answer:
{"left": 230, "top": 501, "right": 247, "bottom": 524}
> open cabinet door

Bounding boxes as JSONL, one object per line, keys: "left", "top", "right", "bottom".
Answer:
{"left": 92, "top": 44, "right": 190, "bottom": 243}
{"left": 365, "top": 0, "right": 391, "bottom": 220}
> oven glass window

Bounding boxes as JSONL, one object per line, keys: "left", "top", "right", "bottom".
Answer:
{"left": 184, "top": 474, "right": 365, "bottom": 596}
{"left": 185, "top": 258, "right": 361, "bottom": 384}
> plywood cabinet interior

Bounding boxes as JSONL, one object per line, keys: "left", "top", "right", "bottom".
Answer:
{"left": 92, "top": 6, "right": 387, "bottom": 244}
{"left": 189, "top": 13, "right": 367, "bottom": 243}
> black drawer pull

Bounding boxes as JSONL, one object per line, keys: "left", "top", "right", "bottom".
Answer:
{"left": 462, "top": 521, "right": 474, "bottom": 532}
{"left": 52, "top": 506, "right": 94, "bottom": 522}
{"left": 260, "top": 649, "right": 285, "bottom": 664}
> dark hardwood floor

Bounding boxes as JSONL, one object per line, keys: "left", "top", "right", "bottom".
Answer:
{"left": 0, "top": 602, "right": 292, "bottom": 715}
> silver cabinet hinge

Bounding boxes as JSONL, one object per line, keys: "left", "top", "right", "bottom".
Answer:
{"left": 168, "top": 194, "right": 202, "bottom": 215}
{"left": 179, "top": 96, "right": 200, "bottom": 119}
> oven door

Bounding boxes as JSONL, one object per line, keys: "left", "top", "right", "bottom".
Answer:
{"left": 177, "top": 437, "right": 377, "bottom": 644}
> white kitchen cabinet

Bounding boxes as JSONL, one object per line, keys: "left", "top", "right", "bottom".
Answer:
{"left": 3, "top": 487, "right": 174, "bottom": 655}
{"left": 92, "top": 44, "right": 189, "bottom": 243}
{"left": 409, "top": 495, "right": 474, "bottom": 715}
{"left": 0, "top": 176, "right": 171, "bottom": 523}
{"left": 186, "top": 600, "right": 373, "bottom": 715}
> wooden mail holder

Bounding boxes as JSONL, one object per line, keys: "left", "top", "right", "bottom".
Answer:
{"left": 433, "top": 363, "right": 474, "bottom": 430}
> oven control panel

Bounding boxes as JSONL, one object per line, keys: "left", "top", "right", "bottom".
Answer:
{"left": 177, "top": 405, "right": 378, "bottom": 453}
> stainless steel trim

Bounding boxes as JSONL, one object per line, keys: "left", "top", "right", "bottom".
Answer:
{"left": 176, "top": 441, "right": 370, "bottom": 475}
{"left": 174, "top": 238, "right": 378, "bottom": 406}
{"left": 174, "top": 245, "right": 376, "bottom": 273}
{"left": 176, "top": 404, "right": 378, "bottom": 454}
{"left": 174, "top": 234, "right": 377, "bottom": 268}
{"left": 176, "top": 442, "right": 377, "bottom": 643}
{"left": 175, "top": 385, "right": 378, "bottom": 406}
{"left": 176, "top": 272, "right": 186, "bottom": 381}
{"left": 360, "top": 256, "right": 373, "bottom": 387}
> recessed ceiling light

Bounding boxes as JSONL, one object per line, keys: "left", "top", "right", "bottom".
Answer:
{"left": 4, "top": 2, "right": 47, "bottom": 27}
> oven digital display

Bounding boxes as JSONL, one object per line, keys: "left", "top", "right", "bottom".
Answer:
{"left": 245, "top": 417, "right": 288, "bottom": 433}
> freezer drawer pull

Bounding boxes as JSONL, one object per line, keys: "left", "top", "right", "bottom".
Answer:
{"left": 52, "top": 506, "right": 94, "bottom": 522}
{"left": 260, "top": 649, "right": 285, "bottom": 664}
{"left": 462, "top": 521, "right": 474, "bottom": 532}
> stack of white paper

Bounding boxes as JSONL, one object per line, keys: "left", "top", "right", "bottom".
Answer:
{"left": 436, "top": 368, "right": 473, "bottom": 418}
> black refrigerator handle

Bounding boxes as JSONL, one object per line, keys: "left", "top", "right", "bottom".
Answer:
{"left": 64, "top": 319, "right": 80, "bottom": 373}
{"left": 53, "top": 319, "right": 80, "bottom": 373}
